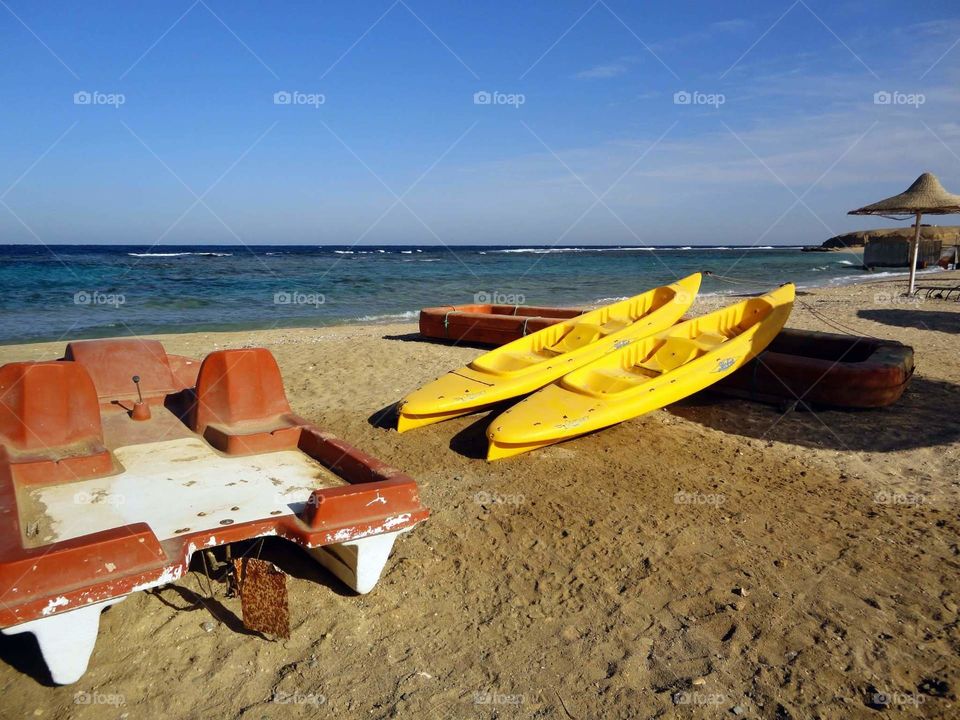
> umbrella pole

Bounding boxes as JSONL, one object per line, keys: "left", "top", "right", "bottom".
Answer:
{"left": 908, "top": 211, "right": 922, "bottom": 296}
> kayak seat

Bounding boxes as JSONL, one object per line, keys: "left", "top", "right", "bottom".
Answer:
{"left": 652, "top": 336, "right": 704, "bottom": 372}
{"left": 589, "top": 367, "right": 646, "bottom": 394}
{"left": 599, "top": 315, "right": 632, "bottom": 335}
{"left": 694, "top": 332, "right": 728, "bottom": 351}
{"left": 495, "top": 349, "right": 556, "bottom": 371}
{"left": 549, "top": 323, "right": 603, "bottom": 354}
{"left": 636, "top": 333, "right": 728, "bottom": 375}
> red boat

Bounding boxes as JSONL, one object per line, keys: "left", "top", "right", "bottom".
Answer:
{"left": 0, "top": 339, "right": 428, "bottom": 683}
{"left": 711, "top": 328, "right": 914, "bottom": 408}
{"left": 419, "top": 302, "right": 585, "bottom": 345}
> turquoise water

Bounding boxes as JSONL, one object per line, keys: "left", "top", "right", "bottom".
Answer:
{"left": 0, "top": 244, "right": 881, "bottom": 344}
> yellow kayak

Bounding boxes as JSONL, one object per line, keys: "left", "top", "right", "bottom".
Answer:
{"left": 486, "top": 283, "right": 795, "bottom": 459}
{"left": 396, "top": 273, "right": 702, "bottom": 432}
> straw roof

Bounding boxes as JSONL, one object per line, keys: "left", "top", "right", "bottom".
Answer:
{"left": 848, "top": 172, "right": 960, "bottom": 216}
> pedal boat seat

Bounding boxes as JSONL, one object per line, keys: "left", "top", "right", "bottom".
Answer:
{"left": 190, "top": 348, "right": 305, "bottom": 454}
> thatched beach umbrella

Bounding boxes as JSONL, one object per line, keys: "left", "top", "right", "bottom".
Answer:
{"left": 849, "top": 172, "right": 960, "bottom": 295}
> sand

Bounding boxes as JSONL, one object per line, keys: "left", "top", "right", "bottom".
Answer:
{"left": 1, "top": 273, "right": 958, "bottom": 719}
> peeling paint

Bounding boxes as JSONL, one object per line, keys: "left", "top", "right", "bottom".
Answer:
{"left": 41, "top": 596, "right": 69, "bottom": 616}
{"left": 383, "top": 513, "right": 412, "bottom": 530}
{"left": 321, "top": 513, "right": 415, "bottom": 544}
{"left": 130, "top": 565, "right": 184, "bottom": 593}
{"left": 365, "top": 491, "right": 387, "bottom": 507}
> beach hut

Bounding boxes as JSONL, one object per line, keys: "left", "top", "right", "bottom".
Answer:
{"left": 849, "top": 172, "right": 960, "bottom": 295}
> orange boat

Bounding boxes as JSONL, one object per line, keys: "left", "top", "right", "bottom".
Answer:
{"left": 0, "top": 339, "right": 428, "bottom": 684}
{"left": 711, "top": 328, "right": 914, "bottom": 408}
{"left": 419, "top": 302, "right": 585, "bottom": 345}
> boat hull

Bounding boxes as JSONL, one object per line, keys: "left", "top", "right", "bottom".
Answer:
{"left": 397, "top": 274, "right": 702, "bottom": 431}
{"left": 487, "top": 284, "right": 795, "bottom": 459}
{"left": 711, "top": 328, "right": 914, "bottom": 408}
{"left": 0, "top": 339, "right": 428, "bottom": 683}
{"left": 419, "top": 303, "right": 584, "bottom": 345}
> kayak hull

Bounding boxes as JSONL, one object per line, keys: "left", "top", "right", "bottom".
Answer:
{"left": 487, "top": 284, "right": 795, "bottom": 458}
{"left": 397, "top": 274, "right": 702, "bottom": 431}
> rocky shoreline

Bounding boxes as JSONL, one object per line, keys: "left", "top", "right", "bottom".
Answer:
{"left": 803, "top": 225, "right": 960, "bottom": 252}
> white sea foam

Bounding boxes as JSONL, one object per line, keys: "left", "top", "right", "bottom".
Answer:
{"left": 820, "top": 265, "right": 944, "bottom": 288}
{"left": 127, "top": 252, "right": 232, "bottom": 257}
{"left": 484, "top": 245, "right": 797, "bottom": 255}
{"left": 128, "top": 252, "right": 190, "bottom": 257}
{"left": 355, "top": 310, "right": 418, "bottom": 322}
{"left": 491, "top": 247, "right": 585, "bottom": 254}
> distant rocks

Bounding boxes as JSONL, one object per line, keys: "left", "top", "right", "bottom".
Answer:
{"left": 802, "top": 225, "right": 960, "bottom": 252}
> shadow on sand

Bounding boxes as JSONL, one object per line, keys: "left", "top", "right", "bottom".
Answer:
{"left": 0, "top": 630, "right": 55, "bottom": 686}
{"left": 448, "top": 410, "right": 499, "bottom": 460}
{"left": 670, "top": 375, "right": 960, "bottom": 452}
{"left": 857, "top": 308, "right": 960, "bottom": 334}
{"left": 368, "top": 398, "right": 500, "bottom": 459}
{"left": 368, "top": 402, "right": 400, "bottom": 429}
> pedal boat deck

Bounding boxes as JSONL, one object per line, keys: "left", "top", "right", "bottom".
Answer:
{"left": 0, "top": 339, "right": 428, "bottom": 684}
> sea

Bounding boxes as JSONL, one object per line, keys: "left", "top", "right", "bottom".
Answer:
{"left": 0, "top": 244, "right": 926, "bottom": 344}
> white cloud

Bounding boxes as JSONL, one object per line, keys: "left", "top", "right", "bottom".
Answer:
{"left": 651, "top": 17, "right": 752, "bottom": 51}
{"left": 573, "top": 63, "right": 628, "bottom": 80}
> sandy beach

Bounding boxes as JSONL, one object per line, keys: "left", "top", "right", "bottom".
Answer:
{"left": 1, "top": 273, "right": 958, "bottom": 719}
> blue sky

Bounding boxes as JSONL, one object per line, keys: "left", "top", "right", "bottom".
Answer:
{"left": 1, "top": 0, "right": 959, "bottom": 246}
